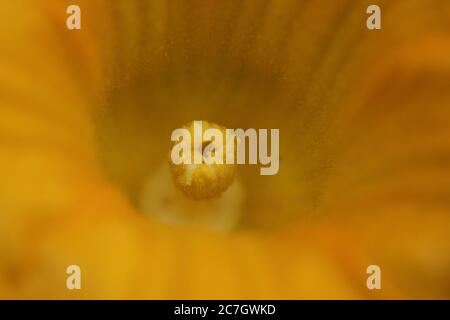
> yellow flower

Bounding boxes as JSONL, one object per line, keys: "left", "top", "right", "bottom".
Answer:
{"left": 1, "top": 0, "right": 450, "bottom": 299}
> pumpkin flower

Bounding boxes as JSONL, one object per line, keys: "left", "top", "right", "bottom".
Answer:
{"left": 0, "top": 0, "right": 450, "bottom": 299}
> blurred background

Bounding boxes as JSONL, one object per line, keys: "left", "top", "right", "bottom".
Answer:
{"left": 0, "top": 0, "right": 449, "bottom": 299}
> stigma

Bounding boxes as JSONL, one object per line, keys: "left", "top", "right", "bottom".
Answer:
{"left": 168, "top": 121, "right": 236, "bottom": 200}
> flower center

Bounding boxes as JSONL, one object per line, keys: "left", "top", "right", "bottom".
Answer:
{"left": 168, "top": 120, "right": 237, "bottom": 200}
{"left": 93, "top": 58, "right": 301, "bottom": 233}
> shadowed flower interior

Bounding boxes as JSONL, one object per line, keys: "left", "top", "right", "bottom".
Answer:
{"left": 0, "top": 0, "right": 450, "bottom": 299}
